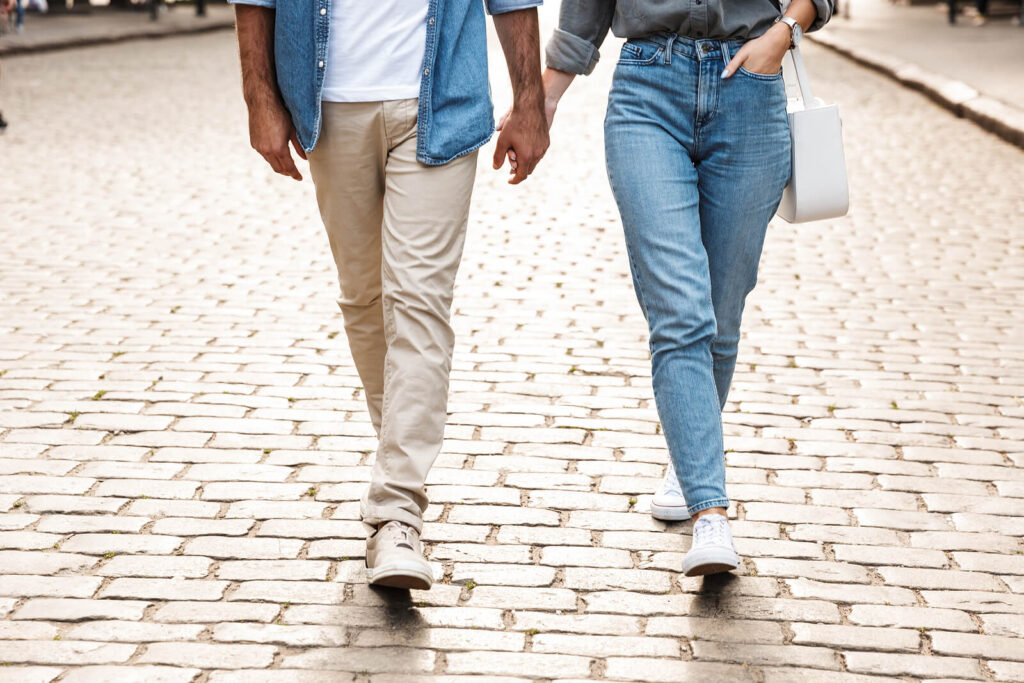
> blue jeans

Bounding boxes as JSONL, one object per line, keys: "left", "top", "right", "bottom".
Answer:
{"left": 604, "top": 33, "right": 791, "bottom": 516}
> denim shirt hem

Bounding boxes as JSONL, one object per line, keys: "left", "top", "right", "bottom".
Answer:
{"left": 417, "top": 126, "right": 495, "bottom": 166}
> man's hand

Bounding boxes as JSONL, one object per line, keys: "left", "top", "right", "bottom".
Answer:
{"left": 247, "top": 96, "right": 306, "bottom": 181}
{"left": 235, "top": 5, "right": 305, "bottom": 181}
{"left": 493, "top": 105, "right": 548, "bottom": 185}
{"left": 491, "top": 8, "right": 549, "bottom": 184}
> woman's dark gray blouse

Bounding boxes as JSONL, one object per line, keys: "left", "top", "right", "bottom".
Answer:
{"left": 546, "top": 0, "right": 835, "bottom": 75}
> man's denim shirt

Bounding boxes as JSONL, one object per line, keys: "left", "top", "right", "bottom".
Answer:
{"left": 231, "top": 0, "right": 541, "bottom": 165}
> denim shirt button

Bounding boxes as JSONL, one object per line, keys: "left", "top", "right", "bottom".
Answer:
{"left": 428, "top": 17, "right": 435, "bottom": 24}
{"left": 318, "top": 61, "right": 325, "bottom": 68}
{"left": 424, "top": 68, "right": 430, "bottom": 75}
{"left": 320, "top": 8, "right": 326, "bottom": 14}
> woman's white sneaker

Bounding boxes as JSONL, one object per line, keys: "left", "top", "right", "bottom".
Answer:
{"left": 681, "top": 513, "right": 739, "bottom": 577}
{"left": 650, "top": 460, "right": 691, "bottom": 521}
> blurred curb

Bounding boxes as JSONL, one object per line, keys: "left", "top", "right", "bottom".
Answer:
{"left": 0, "top": 15, "right": 233, "bottom": 57}
{"left": 809, "top": 30, "right": 1024, "bottom": 150}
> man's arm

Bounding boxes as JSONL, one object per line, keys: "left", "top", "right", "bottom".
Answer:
{"left": 234, "top": 4, "right": 305, "bottom": 181}
{"left": 491, "top": 8, "right": 549, "bottom": 185}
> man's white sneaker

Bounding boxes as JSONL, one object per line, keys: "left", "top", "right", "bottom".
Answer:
{"left": 650, "top": 460, "right": 691, "bottom": 521}
{"left": 681, "top": 513, "right": 739, "bottom": 577}
{"left": 365, "top": 520, "right": 433, "bottom": 590}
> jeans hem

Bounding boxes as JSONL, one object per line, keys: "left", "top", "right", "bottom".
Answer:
{"left": 687, "top": 498, "right": 730, "bottom": 516}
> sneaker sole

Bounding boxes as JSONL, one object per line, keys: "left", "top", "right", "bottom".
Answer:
{"left": 367, "top": 563, "right": 433, "bottom": 590}
{"left": 650, "top": 501, "right": 691, "bottom": 522}
{"left": 681, "top": 547, "right": 739, "bottom": 577}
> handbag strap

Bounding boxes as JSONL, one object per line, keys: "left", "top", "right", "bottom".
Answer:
{"left": 778, "top": 0, "right": 816, "bottom": 107}
{"left": 786, "top": 46, "right": 816, "bottom": 107}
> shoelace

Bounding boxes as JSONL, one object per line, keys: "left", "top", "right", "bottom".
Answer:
{"left": 658, "top": 461, "right": 683, "bottom": 497}
{"left": 693, "top": 515, "right": 730, "bottom": 548}
{"left": 378, "top": 521, "right": 415, "bottom": 550}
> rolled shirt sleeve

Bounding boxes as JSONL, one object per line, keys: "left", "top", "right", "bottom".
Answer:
{"left": 228, "top": 0, "right": 276, "bottom": 8}
{"left": 545, "top": 0, "right": 615, "bottom": 76}
{"left": 806, "top": 0, "right": 835, "bottom": 32}
{"left": 485, "top": 0, "right": 543, "bottom": 15}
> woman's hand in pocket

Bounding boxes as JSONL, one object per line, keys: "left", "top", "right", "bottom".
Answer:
{"left": 722, "top": 22, "right": 791, "bottom": 78}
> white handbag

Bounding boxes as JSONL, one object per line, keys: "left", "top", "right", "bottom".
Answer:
{"left": 776, "top": 45, "right": 850, "bottom": 223}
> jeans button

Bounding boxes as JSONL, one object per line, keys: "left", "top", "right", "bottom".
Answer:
{"left": 701, "top": 44, "right": 711, "bottom": 53}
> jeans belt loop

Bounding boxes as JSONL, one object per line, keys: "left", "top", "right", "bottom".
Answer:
{"left": 721, "top": 40, "right": 731, "bottom": 66}
{"left": 664, "top": 34, "right": 677, "bottom": 64}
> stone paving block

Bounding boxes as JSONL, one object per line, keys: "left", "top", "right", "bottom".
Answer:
{"left": 451, "top": 562, "right": 556, "bottom": 587}
{"left": 0, "top": 640, "right": 136, "bottom": 665}
{"left": 603, "top": 658, "right": 757, "bottom": 682}
{"left": 877, "top": 567, "right": 1004, "bottom": 591}
{"left": 152, "top": 601, "right": 279, "bottom": 624}
{"left": 212, "top": 622, "right": 346, "bottom": 647}
{"left": 94, "top": 479, "right": 199, "bottom": 500}
{"left": 752, "top": 559, "right": 869, "bottom": 583}
{"left": 533, "top": 633, "right": 678, "bottom": 658}
{"left": 183, "top": 536, "right": 304, "bottom": 560}
{"left": 226, "top": 500, "right": 329, "bottom": 519}
{"left": 0, "top": 622, "right": 60, "bottom": 640}
{"left": 848, "top": 605, "right": 977, "bottom": 632}
{"left": 980, "top": 613, "right": 1024, "bottom": 638}
{"left": 646, "top": 616, "right": 784, "bottom": 643}
{"left": 760, "top": 671, "right": 895, "bottom": 683}
{"left": 208, "top": 672, "right": 354, "bottom": 683}
{"left": 201, "top": 482, "right": 310, "bottom": 502}
{"left": 256, "top": 519, "right": 364, "bottom": 539}
{"left": 0, "top": 476, "right": 95, "bottom": 495}
{"left": 929, "top": 631, "right": 1024, "bottom": 661}
{"left": 281, "top": 646, "right": 434, "bottom": 673}
{"left": 0, "top": 575, "right": 102, "bottom": 599}
{"left": 353, "top": 627, "right": 524, "bottom": 652}
{"left": 138, "top": 642, "right": 277, "bottom": 669}
{"left": 99, "top": 577, "right": 229, "bottom": 601}
{"left": 0, "top": 458, "right": 76, "bottom": 475}
{"left": 229, "top": 581, "right": 347, "bottom": 604}
{"left": 467, "top": 587, "right": 577, "bottom": 611}
{"left": 843, "top": 652, "right": 982, "bottom": 679}
{"left": 786, "top": 578, "right": 916, "bottom": 605}
{"left": 22, "top": 496, "right": 128, "bottom": 515}
{"left": 36, "top": 515, "right": 149, "bottom": 534}
{"left": 216, "top": 560, "right": 330, "bottom": 581}
{"left": 989, "top": 661, "right": 1024, "bottom": 683}
{"left": 60, "top": 534, "right": 183, "bottom": 556}
{"left": 0, "top": 667, "right": 63, "bottom": 683}
{"left": 151, "top": 517, "right": 254, "bottom": 537}
{"left": 0, "top": 550, "right": 97, "bottom": 575}
{"left": 445, "top": 651, "right": 590, "bottom": 678}
{"left": 694, "top": 641, "right": 841, "bottom": 670}
{"left": 790, "top": 623, "right": 919, "bottom": 652}
{"left": 832, "top": 544, "right": 947, "bottom": 568}
{"left": 66, "top": 621, "right": 205, "bottom": 642}
{"left": 921, "top": 590, "right": 1024, "bottom": 613}
{"left": 13, "top": 598, "right": 150, "bottom": 622}
{"left": 58, "top": 666, "right": 202, "bottom": 683}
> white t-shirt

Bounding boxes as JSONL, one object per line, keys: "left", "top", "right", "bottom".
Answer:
{"left": 321, "top": 0, "right": 429, "bottom": 103}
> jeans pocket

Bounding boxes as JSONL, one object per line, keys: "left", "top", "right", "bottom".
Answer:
{"left": 618, "top": 41, "right": 664, "bottom": 66}
{"left": 737, "top": 65, "right": 784, "bottom": 81}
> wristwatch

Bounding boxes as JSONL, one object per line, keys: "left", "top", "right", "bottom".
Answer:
{"left": 776, "top": 16, "right": 802, "bottom": 48}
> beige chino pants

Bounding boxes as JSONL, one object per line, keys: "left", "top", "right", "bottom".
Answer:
{"left": 308, "top": 99, "right": 477, "bottom": 534}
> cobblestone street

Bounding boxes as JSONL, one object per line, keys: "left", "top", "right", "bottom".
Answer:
{"left": 1, "top": 10, "right": 1023, "bottom": 682}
